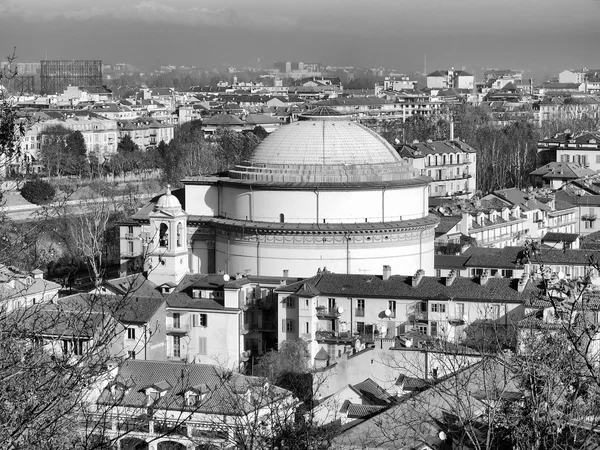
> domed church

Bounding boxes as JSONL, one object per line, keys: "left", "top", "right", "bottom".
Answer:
{"left": 128, "top": 107, "right": 439, "bottom": 284}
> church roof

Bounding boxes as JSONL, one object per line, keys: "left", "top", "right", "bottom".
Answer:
{"left": 226, "top": 114, "right": 419, "bottom": 184}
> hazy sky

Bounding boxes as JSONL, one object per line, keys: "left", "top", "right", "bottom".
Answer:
{"left": 1, "top": 0, "right": 599, "bottom": 75}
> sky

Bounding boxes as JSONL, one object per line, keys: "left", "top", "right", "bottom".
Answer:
{"left": 1, "top": 0, "right": 599, "bottom": 76}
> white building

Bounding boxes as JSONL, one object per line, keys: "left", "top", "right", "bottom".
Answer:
{"left": 121, "top": 106, "right": 439, "bottom": 279}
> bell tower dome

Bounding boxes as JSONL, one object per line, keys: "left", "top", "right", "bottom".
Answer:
{"left": 147, "top": 185, "right": 190, "bottom": 285}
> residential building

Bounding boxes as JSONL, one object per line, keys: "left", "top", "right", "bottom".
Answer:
{"left": 427, "top": 69, "right": 474, "bottom": 90}
{"left": 0, "top": 266, "right": 60, "bottom": 312}
{"left": 276, "top": 270, "right": 537, "bottom": 363}
{"left": 117, "top": 117, "right": 174, "bottom": 149}
{"left": 398, "top": 139, "right": 477, "bottom": 198}
{"left": 530, "top": 162, "right": 595, "bottom": 189}
{"left": 94, "top": 360, "right": 296, "bottom": 450}
{"left": 431, "top": 199, "right": 529, "bottom": 248}
{"left": 537, "top": 132, "right": 600, "bottom": 170}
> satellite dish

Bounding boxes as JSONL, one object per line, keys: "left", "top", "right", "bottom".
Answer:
{"left": 557, "top": 271, "right": 565, "bottom": 280}
{"left": 337, "top": 306, "right": 344, "bottom": 314}
{"left": 439, "top": 431, "right": 447, "bottom": 441}
{"left": 384, "top": 308, "right": 392, "bottom": 317}
{"left": 223, "top": 274, "right": 230, "bottom": 282}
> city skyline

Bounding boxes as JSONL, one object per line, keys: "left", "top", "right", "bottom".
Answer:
{"left": 1, "top": 0, "right": 599, "bottom": 74}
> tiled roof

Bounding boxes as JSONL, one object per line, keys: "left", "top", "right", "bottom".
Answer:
{"left": 530, "top": 162, "right": 595, "bottom": 179}
{"left": 396, "top": 374, "right": 430, "bottom": 391}
{"left": 542, "top": 232, "right": 579, "bottom": 244}
{"left": 352, "top": 378, "right": 396, "bottom": 406}
{"left": 492, "top": 188, "right": 551, "bottom": 212}
{"left": 435, "top": 215, "right": 462, "bottom": 235}
{"left": 346, "top": 403, "right": 386, "bottom": 419}
{"left": 277, "top": 273, "right": 540, "bottom": 303}
{"left": 165, "top": 293, "right": 226, "bottom": 310}
{"left": 98, "top": 360, "right": 291, "bottom": 414}
{"left": 104, "top": 274, "right": 162, "bottom": 298}
{"left": 434, "top": 255, "right": 470, "bottom": 270}
{"left": 202, "top": 114, "right": 245, "bottom": 126}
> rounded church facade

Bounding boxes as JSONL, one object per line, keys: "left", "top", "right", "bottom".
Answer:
{"left": 179, "top": 107, "right": 439, "bottom": 278}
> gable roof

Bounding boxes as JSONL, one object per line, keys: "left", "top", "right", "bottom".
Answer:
{"left": 98, "top": 360, "right": 292, "bottom": 415}
{"left": 277, "top": 272, "right": 540, "bottom": 303}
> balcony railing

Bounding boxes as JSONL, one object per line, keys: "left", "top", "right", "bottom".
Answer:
{"left": 447, "top": 314, "right": 466, "bottom": 325}
{"left": 355, "top": 307, "right": 365, "bottom": 317}
{"left": 166, "top": 322, "right": 189, "bottom": 334}
{"left": 316, "top": 306, "right": 341, "bottom": 319}
{"left": 582, "top": 214, "right": 597, "bottom": 221}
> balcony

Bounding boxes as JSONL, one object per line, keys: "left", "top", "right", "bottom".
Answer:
{"left": 355, "top": 307, "right": 365, "bottom": 317}
{"left": 582, "top": 214, "right": 597, "bottom": 222}
{"left": 166, "top": 322, "right": 189, "bottom": 334}
{"left": 124, "top": 233, "right": 135, "bottom": 240}
{"left": 447, "top": 314, "right": 466, "bottom": 326}
{"left": 316, "top": 305, "right": 341, "bottom": 319}
{"left": 408, "top": 303, "right": 428, "bottom": 322}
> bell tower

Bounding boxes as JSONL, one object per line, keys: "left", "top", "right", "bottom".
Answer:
{"left": 147, "top": 186, "right": 189, "bottom": 286}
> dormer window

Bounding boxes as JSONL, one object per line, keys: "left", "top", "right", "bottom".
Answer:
{"left": 186, "top": 391, "right": 198, "bottom": 406}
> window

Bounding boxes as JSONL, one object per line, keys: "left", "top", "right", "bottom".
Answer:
{"left": 127, "top": 328, "right": 136, "bottom": 340}
{"left": 128, "top": 350, "right": 136, "bottom": 359}
{"left": 280, "top": 213, "right": 285, "bottom": 223}
{"left": 305, "top": 322, "right": 310, "bottom": 334}
{"left": 301, "top": 298, "right": 309, "bottom": 310}
{"left": 193, "top": 313, "right": 208, "bottom": 327}
{"left": 430, "top": 303, "right": 446, "bottom": 313}
{"left": 128, "top": 225, "right": 134, "bottom": 234}
{"left": 176, "top": 222, "right": 182, "bottom": 247}
{"left": 435, "top": 269, "right": 441, "bottom": 277}
{"left": 388, "top": 301, "right": 397, "bottom": 318}
{"left": 173, "top": 313, "right": 181, "bottom": 329}
{"left": 487, "top": 304, "right": 501, "bottom": 320}
{"left": 159, "top": 223, "right": 169, "bottom": 247}
{"left": 430, "top": 321, "right": 438, "bottom": 336}
{"left": 173, "top": 335, "right": 181, "bottom": 357}
{"left": 187, "top": 392, "right": 198, "bottom": 406}
{"left": 455, "top": 303, "right": 464, "bottom": 318}
{"left": 417, "top": 324, "right": 428, "bottom": 334}
{"left": 328, "top": 298, "right": 336, "bottom": 310}
{"left": 356, "top": 321, "right": 365, "bottom": 334}
{"left": 501, "top": 269, "right": 514, "bottom": 278}
{"left": 128, "top": 241, "right": 134, "bottom": 254}
{"left": 596, "top": 155, "right": 600, "bottom": 164}
{"left": 284, "top": 297, "right": 295, "bottom": 308}
{"left": 283, "top": 319, "right": 294, "bottom": 333}
{"left": 198, "top": 337, "right": 207, "bottom": 355}
{"left": 356, "top": 299, "right": 365, "bottom": 317}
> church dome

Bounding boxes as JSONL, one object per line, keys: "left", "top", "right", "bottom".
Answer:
{"left": 156, "top": 185, "right": 182, "bottom": 211}
{"left": 227, "top": 107, "right": 419, "bottom": 184}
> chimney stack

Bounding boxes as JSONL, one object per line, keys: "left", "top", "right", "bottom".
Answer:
{"left": 445, "top": 269, "right": 457, "bottom": 286}
{"left": 411, "top": 269, "right": 425, "bottom": 287}
{"left": 517, "top": 273, "right": 530, "bottom": 293}
{"left": 383, "top": 265, "right": 392, "bottom": 281}
{"left": 283, "top": 269, "right": 289, "bottom": 278}
{"left": 480, "top": 269, "right": 490, "bottom": 286}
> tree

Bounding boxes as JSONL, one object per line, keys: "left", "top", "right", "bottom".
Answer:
{"left": 20, "top": 179, "right": 55, "bottom": 205}
{"left": 65, "top": 130, "right": 89, "bottom": 177}
{"left": 117, "top": 134, "right": 139, "bottom": 154}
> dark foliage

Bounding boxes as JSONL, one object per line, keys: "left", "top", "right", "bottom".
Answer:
{"left": 20, "top": 179, "right": 56, "bottom": 205}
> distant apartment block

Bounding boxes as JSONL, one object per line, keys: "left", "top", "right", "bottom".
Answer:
{"left": 398, "top": 139, "right": 477, "bottom": 198}
{"left": 40, "top": 59, "right": 103, "bottom": 95}
{"left": 537, "top": 132, "right": 600, "bottom": 169}
{"left": 427, "top": 69, "right": 474, "bottom": 90}
{"left": 484, "top": 69, "right": 524, "bottom": 84}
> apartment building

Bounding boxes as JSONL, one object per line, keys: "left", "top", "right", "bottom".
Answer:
{"left": 398, "top": 139, "right": 477, "bottom": 198}
{"left": 276, "top": 269, "right": 537, "bottom": 363}
{"left": 427, "top": 69, "right": 474, "bottom": 90}
{"left": 117, "top": 117, "right": 174, "bottom": 149}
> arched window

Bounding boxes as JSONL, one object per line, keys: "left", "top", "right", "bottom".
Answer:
{"left": 449, "top": 154, "right": 454, "bottom": 164}
{"left": 159, "top": 223, "right": 169, "bottom": 248}
{"left": 176, "top": 223, "right": 183, "bottom": 247}
{"left": 280, "top": 213, "right": 285, "bottom": 223}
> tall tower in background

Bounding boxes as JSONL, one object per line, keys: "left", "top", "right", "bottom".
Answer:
{"left": 40, "top": 60, "right": 102, "bottom": 95}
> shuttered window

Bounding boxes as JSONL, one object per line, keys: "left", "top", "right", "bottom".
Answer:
{"left": 198, "top": 337, "right": 207, "bottom": 355}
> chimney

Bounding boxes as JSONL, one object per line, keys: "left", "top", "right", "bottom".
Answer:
{"left": 383, "top": 265, "right": 392, "bottom": 281}
{"left": 480, "top": 269, "right": 490, "bottom": 286}
{"left": 411, "top": 269, "right": 425, "bottom": 287}
{"left": 517, "top": 273, "right": 530, "bottom": 293}
{"left": 283, "top": 269, "right": 289, "bottom": 278}
{"left": 445, "top": 270, "right": 456, "bottom": 286}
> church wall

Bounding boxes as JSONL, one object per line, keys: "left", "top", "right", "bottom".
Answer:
{"left": 184, "top": 184, "right": 218, "bottom": 216}
{"left": 210, "top": 228, "right": 435, "bottom": 278}
{"left": 219, "top": 185, "right": 427, "bottom": 224}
